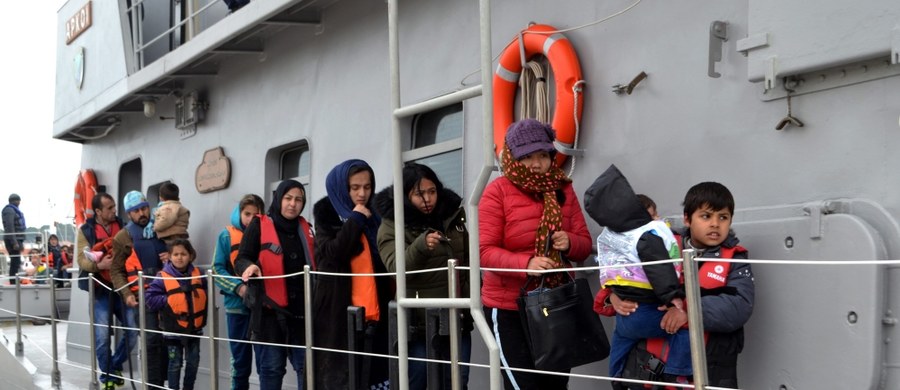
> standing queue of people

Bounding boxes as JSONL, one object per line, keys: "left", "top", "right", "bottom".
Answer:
{"left": 70, "top": 117, "right": 752, "bottom": 390}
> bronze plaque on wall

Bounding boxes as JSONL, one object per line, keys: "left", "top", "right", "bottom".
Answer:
{"left": 195, "top": 147, "right": 231, "bottom": 193}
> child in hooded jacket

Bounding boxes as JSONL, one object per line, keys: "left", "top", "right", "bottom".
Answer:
{"left": 583, "top": 165, "right": 690, "bottom": 382}
{"left": 211, "top": 194, "right": 264, "bottom": 390}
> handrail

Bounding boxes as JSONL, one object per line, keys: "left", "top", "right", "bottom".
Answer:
{"left": 129, "top": 0, "right": 222, "bottom": 56}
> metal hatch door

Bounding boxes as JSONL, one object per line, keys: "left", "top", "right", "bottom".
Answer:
{"left": 731, "top": 199, "right": 898, "bottom": 389}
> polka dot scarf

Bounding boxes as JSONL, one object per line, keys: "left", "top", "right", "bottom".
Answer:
{"left": 500, "top": 145, "right": 571, "bottom": 287}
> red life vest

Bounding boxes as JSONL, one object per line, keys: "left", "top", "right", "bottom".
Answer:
{"left": 257, "top": 215, "right": 315, "bottom": 308}
{"left": 160, "top": 267, "right": 208, "bottom": 332}
{"left": 643, "top": 234, "right": 746, "bottom": 377}
{"left": 91, "top": 224, "right": 120, "bottom": 287}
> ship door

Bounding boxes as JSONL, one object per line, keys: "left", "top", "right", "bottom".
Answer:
{"left": 118, "top": 158, "right": 142, "bottom": 217}
{"left": 731, "top": 199, "right": 900, "bottom": 389}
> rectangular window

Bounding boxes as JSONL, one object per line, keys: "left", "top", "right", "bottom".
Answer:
{"left": 266, "top": 142, "right": 312, "bottom": 219}
{"left": 405, "top": 103, "right": 464, "bottom": 196}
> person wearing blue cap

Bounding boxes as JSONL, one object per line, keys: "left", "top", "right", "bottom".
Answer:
{"left": 110, "top": 190, "right": 170, "bottom": 388}
{"left": 2, "top": 193, "right": 26, "bottom": 279}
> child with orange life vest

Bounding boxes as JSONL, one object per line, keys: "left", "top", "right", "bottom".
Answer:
{"left": 596, "top": 181, "right": 755, "bottom": 389}
{"left": 583, "top": 165, "right": 690, "bottom": 382}
{"left": 145, "top": 239, "right": 208, "bottom": 390}
{"left": 211, "top": 194, "right": 264, "bottom": 390}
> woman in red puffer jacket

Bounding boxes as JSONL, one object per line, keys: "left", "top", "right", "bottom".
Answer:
{"left": 479, "top": 118, "right": 592, "bottom": 390}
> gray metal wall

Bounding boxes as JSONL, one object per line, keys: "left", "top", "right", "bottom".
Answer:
{"left": 64, "top": 0, "right": 900, "bottom": 389}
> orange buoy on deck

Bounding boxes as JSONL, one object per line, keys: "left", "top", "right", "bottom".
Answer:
{"left": 73, "top": 169, "right": 98, "bottom": 226}
{"left": 493, "top": 24, "right": 584, "bottom": 167}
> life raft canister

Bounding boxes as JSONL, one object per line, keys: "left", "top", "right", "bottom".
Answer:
{"left": 493, "top": 24, "right": 584, "bottom": 167}
{"left": 74, "top": 169, "right": 99, "bottom": 226}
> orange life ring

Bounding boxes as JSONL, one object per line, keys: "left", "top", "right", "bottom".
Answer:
{"left": 74, "top": 169, "right": 98, "bottom": 226}
{"left": 74, "top": 172, "right": 86, "bottom": 226}
{"left": 493, "top": 24, "right": 584, "bottom": 167}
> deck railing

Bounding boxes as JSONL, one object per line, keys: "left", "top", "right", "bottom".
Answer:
{"left": 2, "top": 249, "right": 864, "bottom": 390}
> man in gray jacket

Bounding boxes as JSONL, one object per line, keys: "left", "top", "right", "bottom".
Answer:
{"left": 2, "top": 194, "right": 26, "bottom": 278}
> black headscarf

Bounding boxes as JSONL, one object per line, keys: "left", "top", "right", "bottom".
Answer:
{"left": 269, "top": 179, "right": 306, "bottom": 233}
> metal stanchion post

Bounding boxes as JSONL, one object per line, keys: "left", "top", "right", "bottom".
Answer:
{"left": 207, "top": 269, "right": 218, "bottom": 390}
{"left": 15, "top": 273, "right": 23, "bottom": 356}
{"left": 448, "top": 259, "right": 460, "bottom": 390}
{"left": 51, "top": 274, "right": 61, "bottom": 388}
{"left": 138, "top": 271, "right": 148, "bottom": 390}
{"left": 682, "top": 249, "right": 708, "bottom": 390}
{"left": 304, "top": 265, "right": 315, "bottom": 388}
{"left": 89, "top": 273, "right": 99, "bottom": 390}
{"left": 347, "top": 306, "right": 364, "bottom": 390}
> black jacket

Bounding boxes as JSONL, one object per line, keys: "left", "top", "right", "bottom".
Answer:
{"left": 680, "top": 228, "right": 754, "bottom": 387}
{"left": 312, "top": 197, "right": 393, "bottom": 390}
{"left": 584, "top": 165, "right": 682, "bottom": 304}
{"left": 234, "top": 215, "right": 308, "bottom": 345}
{"left": 2, "top": 205, "right": 25, "bottom": 248}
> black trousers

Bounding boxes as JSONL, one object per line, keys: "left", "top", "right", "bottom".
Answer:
{"left": 144, "top": 310, "right": 167, "bottom": 386}
{"left": 483, "top": 307, "right": 570, "bottom": 390}
{"left": 7, "top": 246, "right": 21, "bottom": 277}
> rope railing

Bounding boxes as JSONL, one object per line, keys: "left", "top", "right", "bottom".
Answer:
{"left": 7, "top": 254, "right": 900, "bottom": 390}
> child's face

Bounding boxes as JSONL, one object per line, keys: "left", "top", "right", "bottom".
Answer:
{"left": 683, "top": 204, "right": 732, "bottom": 248}
{"left": 240, "top": 205, "right": 260, "bottom": 227}
{"left": 170, "top": 245, "right": 192, "bottom": 270}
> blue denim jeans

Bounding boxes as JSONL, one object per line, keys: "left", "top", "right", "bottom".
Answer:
{"left": 254, "top": 343, "right": 305, "bottom": 390}
{"left": 94, "top": 292, "right": 138, "bottom": 383}
{"left": 409, "top": 332, "right": 473, "bottom": 390}
{"left": 167, "top": 337, "right": 201, "bottom": 390}
{"left": 609, "top": 304, "right": 693, "bottom": 377}
{"left": 226, "top": 313, "right": 253, "bottom": 390}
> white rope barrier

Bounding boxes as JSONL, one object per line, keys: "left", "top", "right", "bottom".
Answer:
{"left": 11, "top": 251, "right": 896, "bottom": 390}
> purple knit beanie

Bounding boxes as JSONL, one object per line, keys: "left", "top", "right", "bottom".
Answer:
{"left": 504, "top": 119, "right": 557, "bottom": 160}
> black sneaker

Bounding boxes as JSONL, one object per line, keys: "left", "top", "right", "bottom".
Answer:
{"left": 112, "top": 370, "right": 125, "bottom": 386}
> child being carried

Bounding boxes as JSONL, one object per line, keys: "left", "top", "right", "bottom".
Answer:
{"left": 583, "top": 165, "right": 691, "bottom": 383}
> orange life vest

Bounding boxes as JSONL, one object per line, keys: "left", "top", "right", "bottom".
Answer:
{"left": 226, "top": 225, "right": 242, "bottom": 274}
{"left": 125, "top": 250, "right": 147, "bottom": 293}
{"left": 74, "top": 169, "right": 99, "bottom": 227}
{"left": 160, "top": 267, "right": 207, "bottom": 333}
{"left": 350, "top": 237, "right": 380, "bottom": 322}
{"left": 257, "top": 215, "right": 316, "bottom": 308}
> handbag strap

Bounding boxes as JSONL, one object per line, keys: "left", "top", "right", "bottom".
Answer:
{"left": 520, "top": 268, "right": 575, "bottom": 296}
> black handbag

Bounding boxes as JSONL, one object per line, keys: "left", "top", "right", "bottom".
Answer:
{"left": 517, "top": 274, "right": 611, "bottom": 371}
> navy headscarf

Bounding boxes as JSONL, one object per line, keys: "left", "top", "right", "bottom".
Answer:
{"left": 325, "top": 159, "right": 380, "bottom": 225}
{"left": 325, "top": 159, "right": 381, "bottom": 255}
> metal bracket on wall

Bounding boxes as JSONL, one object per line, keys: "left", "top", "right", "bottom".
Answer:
{"left": 708, "top": 20, "right": 728, "bottom": 78}
{"left": 760, "top": 56, "right": 900, "bottom": 101}
{"left": 803, "top": 203, "right": 824, "bottom": 239}
{"left": 803, "top": 201, "right": 838, "bottom": 240}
